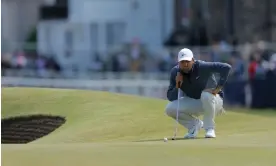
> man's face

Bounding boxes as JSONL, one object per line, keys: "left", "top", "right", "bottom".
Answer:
{"left": 179, "top": 60, "right": 194, "bottom": 73}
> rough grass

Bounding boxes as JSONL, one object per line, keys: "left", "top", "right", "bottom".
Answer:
{"left": 2, "top": 87, "right": 276, "bottom": 166}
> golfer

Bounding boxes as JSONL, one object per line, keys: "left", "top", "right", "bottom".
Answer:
{"left": 165, "top": 48, "right": 232, "bottom": 138}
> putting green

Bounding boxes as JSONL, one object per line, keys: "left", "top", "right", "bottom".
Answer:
{"left": 2, "top": 87, "right": 276, "bottom": 166}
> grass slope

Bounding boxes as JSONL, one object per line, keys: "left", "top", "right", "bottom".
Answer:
{"left": 2, "top": 87, "right": 276, "bottom": 166}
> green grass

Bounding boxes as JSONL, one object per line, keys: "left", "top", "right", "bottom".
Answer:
{"left": 2, "top": 87, "right": 276, "bottom": 166}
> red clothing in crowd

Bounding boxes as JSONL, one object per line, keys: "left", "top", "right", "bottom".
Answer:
{"left": 248, "top": 61, "right": 258, "bottom": 79}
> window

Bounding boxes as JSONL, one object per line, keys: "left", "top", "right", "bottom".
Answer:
{"left": 45, "top": 26, "right": 52, "bottom": 54}
{"left": 64, "top": 29, "right": 73, "bottom": 57}
{"left": 106, "top": 22, "right": 126, "bottom": 47}
{"left": 90, "top": 23, "right": 98, "bottom": 52}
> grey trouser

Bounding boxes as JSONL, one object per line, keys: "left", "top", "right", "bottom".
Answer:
{"left": 165, "top": 92, "right": 223, "bottom": 130}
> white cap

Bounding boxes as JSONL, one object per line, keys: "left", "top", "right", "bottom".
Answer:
{"left": 178, "top": 48, "right": 194, "bottom": 62}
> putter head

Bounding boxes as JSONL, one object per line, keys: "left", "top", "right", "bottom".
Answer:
{"left": 172, "top": 135, "right": 176, "bottom": 140}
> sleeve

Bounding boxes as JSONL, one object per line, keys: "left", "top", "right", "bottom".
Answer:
{"left": 167, "top": 67, "right": 179, "bottom": 101}
{"left": 201, "top": 61, "right": 232, "bottom": 87}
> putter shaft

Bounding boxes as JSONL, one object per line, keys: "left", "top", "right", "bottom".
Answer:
{"left": 172, "top": 89, "right": 181, "bottom": 139}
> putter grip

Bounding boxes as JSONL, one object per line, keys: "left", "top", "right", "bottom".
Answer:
{"left": 176, "top": 72, "right": 181, "bottom": 89}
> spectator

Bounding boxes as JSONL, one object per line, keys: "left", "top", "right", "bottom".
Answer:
{"left": 117, "top": 52, "right": 129, "bottom": 72}
{"left": 36, "top": 56, "right": 47, "bottom": 77}
{"left": 269, "top": 53, "right": 276, "bottom": 72}
{"left": 90, "top": 53, "right": 104, "bottom": 72}
{"left": 248, "top": 53, "right": 266, "bottom": 80}
{"left": 229, "top": 54, "right": 245, "bottom": 80}
{"left": 1, "top": 53, "right": 12, "bottom": 75}
{"left": 46, "top": 56, "right": 61, "bottom": 73}
{"left": 15, "top": 51, "right": 27, "bottom": 69}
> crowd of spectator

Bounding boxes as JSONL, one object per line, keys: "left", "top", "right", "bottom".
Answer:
{"left": 90, "top": 38, "right": 276, "bottom": 81}
{"left": 2, "top": 38, "right": 276, "bottom": 80}
{"left": 1, "top": 50, "right": 61, "bottom": 77}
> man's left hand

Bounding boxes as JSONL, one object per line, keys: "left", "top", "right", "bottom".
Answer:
{"left": 205, "top": 87, "right": 222, "bottom": 96}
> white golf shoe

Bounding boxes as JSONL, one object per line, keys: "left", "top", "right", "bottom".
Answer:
{"left": 205, "top": 129, "right": 216, "bottom": 138}
{"left": 184, "top": 120, "right": 203, "bottom": 139}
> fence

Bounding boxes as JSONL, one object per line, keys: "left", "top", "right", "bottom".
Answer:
{"left": 249, "top": 71, "right": 276, "bottom": 109}
{"left": 3, "top": 73, "right": 276, "bottom": 109}
{"left": 2, "top": 76, "right": 169, "bottom": 99}
{"left": 1, "top": 69, "right": 169, "bottom": 80}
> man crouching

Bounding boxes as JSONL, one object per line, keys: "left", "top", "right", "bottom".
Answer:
{"left": 165, "top": 48, "right": 231, "bottom": 139}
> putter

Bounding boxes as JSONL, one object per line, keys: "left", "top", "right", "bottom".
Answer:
{"left": 172, "top": 84, "right": 181, "bottom": 140}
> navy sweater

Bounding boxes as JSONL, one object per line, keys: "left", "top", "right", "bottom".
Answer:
{"left": 167, "top": 60, "right": 232, "bottom": 101}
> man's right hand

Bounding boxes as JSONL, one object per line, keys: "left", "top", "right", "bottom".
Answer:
{"left": 175, "top": 72, "right": 183, "bottom": 88}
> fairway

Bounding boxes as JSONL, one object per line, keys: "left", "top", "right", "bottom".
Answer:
{"left": 2, "top": 87, "right": 276, "bottom": 166}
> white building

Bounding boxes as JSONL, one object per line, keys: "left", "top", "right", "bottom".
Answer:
{"left": 1, "top": 0, "right": 54, "bottom": 50}
{"left": 37, "top": 0, "right": 174, "bottom": 70}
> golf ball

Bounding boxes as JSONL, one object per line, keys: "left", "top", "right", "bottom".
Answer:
{"left": 164, "top": 137, "right": 168, "bottom": 142}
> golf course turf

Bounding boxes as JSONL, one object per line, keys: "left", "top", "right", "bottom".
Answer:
{"left": 2, "top": 87, "right": 276, "bottom": 166}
